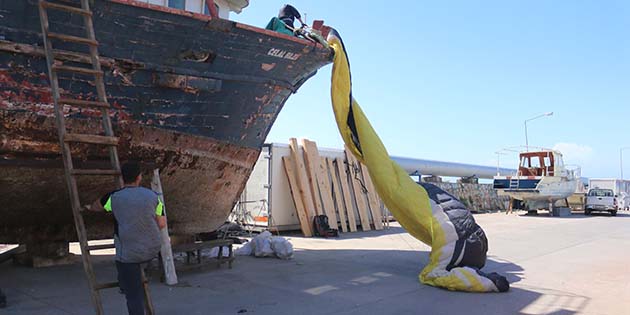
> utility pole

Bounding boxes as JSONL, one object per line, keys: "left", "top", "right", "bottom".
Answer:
{"left": 621, "top": 147, "right": 630, "bottom": 179}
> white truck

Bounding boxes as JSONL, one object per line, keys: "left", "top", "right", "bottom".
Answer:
{"left": 587, "top": 179, "right": 630, "bottom": 213}
{"left": 584, "top": 188, "right": 618, "bottom": 216}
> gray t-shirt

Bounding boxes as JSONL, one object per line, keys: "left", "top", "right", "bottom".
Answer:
{"left": 102, "top": 187, "right": 164, "bottom": 263}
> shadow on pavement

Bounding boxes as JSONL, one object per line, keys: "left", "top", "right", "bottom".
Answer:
{"left": 0, "top": 246, "right": 590, "bottom": 315}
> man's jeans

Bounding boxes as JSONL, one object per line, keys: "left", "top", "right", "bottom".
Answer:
{"left": 116, "top": 260, "right": 145, "bottom": 315}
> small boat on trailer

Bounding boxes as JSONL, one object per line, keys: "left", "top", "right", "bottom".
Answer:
{"left": 493, "top": 149, "right": 581, "bottom": 213}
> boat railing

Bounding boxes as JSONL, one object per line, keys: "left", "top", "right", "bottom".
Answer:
{"left": 564, "top": 165, "right": 581, "bottom": 181}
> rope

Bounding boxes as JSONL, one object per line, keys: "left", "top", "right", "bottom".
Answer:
{"left": 279, "top": 20, "right": 330, "bottom": 48}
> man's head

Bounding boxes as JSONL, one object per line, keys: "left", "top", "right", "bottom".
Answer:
{"left": 278, "top": 4, "right": 301, "bottom": 28}
{"left": 121, "top": 161, "right": 142, "bottom": 185}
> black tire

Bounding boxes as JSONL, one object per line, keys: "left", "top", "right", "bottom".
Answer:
{"left": 611, "top": 210, "right": 617, "bottom": 216}
{"left": 585, "top": 209, "right": 591, "bottom": 215}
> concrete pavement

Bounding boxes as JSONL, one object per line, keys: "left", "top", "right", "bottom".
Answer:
{"left": 1, "top": 211, "right": 629, "bottom": 315}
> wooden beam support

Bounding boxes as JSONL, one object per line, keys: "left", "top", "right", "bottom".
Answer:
{"left": 345, "top": 147, "right": 371, "bottom": 231}
{"left": 288, "top": 138, "right": 316, "bottom": 226}
{"left": 300, "top": 139, "right": 325, "bottom": 216}
{"left": 282, "top": 155, "right": 313, "bottom": 237}
{"left": 302, "top": 139, "right": 338, "bottom": 229}
{"left": 327, "top": 158, "right": 348, "bottom": 233}
{"left": 335, "top": 158, "right": 357, "bottom": 232}
{"left": 361, "top": 164, "right": 383, "bottom": 230}
{"left": 150, "top": 169, "right": 178, "bottom": 286}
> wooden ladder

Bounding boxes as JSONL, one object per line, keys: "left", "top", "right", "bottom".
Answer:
{"left": 37, "top": 1, "right": 154, "bottom": 314}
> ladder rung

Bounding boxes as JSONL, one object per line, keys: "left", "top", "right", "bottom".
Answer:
{"left": 64, "top": 133, "right": 119, "bottom": 145}
{"left": 58, "top": 98, "right": 109, "bottom": 108}
{"left": 52, "top": 50, "right": 94, "bottom": 64}
{"left": 94, "top": 282, "right": 119, "bottom": 290}
{"left": 40, "top": 1, "right": 92, "bottom": 16}
{"left": 71, "top": 169, "right": 121, "bottom": 176}
{"left": 46, "top": 32, "right": 98, "bottom": 46}
{"left": 52, "top": 64, "right": 102, "bottom": 76}
{"left": 87, "top": 243, "right": 115, "bottom": 251}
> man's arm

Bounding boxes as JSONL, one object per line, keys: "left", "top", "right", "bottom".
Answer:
{"left": 155, "top": 197, "right": 167, "bottom": 230}
{"left": 86, "top": 192, "right": 113, "bottom": 212}
{"left": 156, "top": 216, "right": 167, "bottom": 230}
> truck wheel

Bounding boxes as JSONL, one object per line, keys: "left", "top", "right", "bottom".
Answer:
{"left": 585, "top": 209, "right": 591, "bottom": 215}
{"left": 611, "top": 210, "right": 617, "bottom": 216}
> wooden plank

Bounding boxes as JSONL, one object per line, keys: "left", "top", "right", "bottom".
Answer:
{"left": 40, "top": 1, "right": 93, "bottom": 16}
{"left": 288, "top": 138, "right": 316, "bottom": 229}
{"left": 282, "top": 155, "right": 313, "bottom": 237}
{"left": 303, "top": 140, "right": 338, "bottom": 229}
{"left": 381, "top": 200, "right": 390, "bottom": 229}
{"left": 361, "top": 164, "right": 384, "bottom": 230}
{"left": 317, "top": 155, "right": 339, "bottom": 230}
{"left": 46, "top": 32, "right": 99, "bottom": 46}
{"left": 344, "top": 147, "right": 371, "bottom": 231}
{"left": 150, "top": 169, "right": 178, "bottom": 286}
{"left": 317, "top": 159, "right": 339, "bottom": 229}
{"left": 335, "top": 158, "right": 357, "bottom": 232}
{"left": 70, "top": 169, "right": 120, "bottom": 176}
{"left": 58, "top": 98, "right": 110, "bottom": 108}
{"left": 52, "top": 64, "right": 102, "bottom": 76}
{"left": 87, "top": 243, "right": 115, "bottom": 251}
{"left": 300, "top": 139, "right": 324, "bottom": 216}
{"left": 64, "top": 133, "right": 119, "bottom": 145}
{"left": 327, "top": 158, "right": 348, "bottom": 233}
{"left": 0, "top": 245, "right": 26, "bottom": 264}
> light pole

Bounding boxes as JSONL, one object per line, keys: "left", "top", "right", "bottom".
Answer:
{"left": 524, "top": 112, "right": 553, "bottom": 151}
{"left": 621, "top": 147, "right": 630, "bottom": 179}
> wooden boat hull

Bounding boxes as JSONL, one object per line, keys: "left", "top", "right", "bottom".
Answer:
{"left": 0, "top": 0, "right": 332, "bottom": 243}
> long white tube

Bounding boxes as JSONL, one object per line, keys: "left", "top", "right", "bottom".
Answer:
{"left": 392, "top": 156, "right": 516, "bottom": 179}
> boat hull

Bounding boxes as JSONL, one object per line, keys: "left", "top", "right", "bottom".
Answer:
{"left": 494, "top": 176, "right": 578, "bottom": 209}
{"left": 0, "top": 0, "right": 331, "bottom": 243}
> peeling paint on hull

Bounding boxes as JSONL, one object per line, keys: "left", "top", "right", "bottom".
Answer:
{"left": 0, "top": 110, "right": 260, "bottom": 243}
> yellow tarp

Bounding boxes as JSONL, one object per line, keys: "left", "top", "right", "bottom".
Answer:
{"left": 327, "top": 30, "right": 505, "bottom": 292}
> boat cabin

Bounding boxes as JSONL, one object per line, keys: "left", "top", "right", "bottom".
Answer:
{"left": 518, "top": 150, "right": 564, "bottom": 177}
{"left": 139, "top": 0, "right": 249, "bottom": 19}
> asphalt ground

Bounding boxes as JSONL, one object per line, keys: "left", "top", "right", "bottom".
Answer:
{"left": 1, "top": 211, "right": 629, "bottom": 315}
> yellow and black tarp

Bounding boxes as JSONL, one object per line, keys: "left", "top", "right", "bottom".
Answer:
{"left": 327, "top": 29, "right": 509, "bottom": 293}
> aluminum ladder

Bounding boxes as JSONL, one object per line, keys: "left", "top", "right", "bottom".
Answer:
{"left": 37, "top": 1, "right": 154, "bottom": 313}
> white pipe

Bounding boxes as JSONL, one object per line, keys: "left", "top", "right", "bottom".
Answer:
{"left": 391, "top": 156, "right": 516, "bottom": 179}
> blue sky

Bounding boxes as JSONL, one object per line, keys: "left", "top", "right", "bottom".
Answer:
{"left": 232, "top": 1, "right": 629, "bottom": 178}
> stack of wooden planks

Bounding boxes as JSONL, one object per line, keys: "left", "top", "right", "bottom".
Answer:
{"left": 282, "top": 138, "right": 389, "bottom": 236}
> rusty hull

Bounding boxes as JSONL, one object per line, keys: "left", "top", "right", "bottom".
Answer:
{"left": 0, "top": 109, "right": 259, "bottom": 243}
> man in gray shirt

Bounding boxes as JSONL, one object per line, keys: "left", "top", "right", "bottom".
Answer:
{"left": 99, "top": 162, "right": 165, "bottom": 315}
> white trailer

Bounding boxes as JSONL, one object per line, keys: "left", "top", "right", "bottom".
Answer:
{"left": 233, "top": 143, "right": 346, "bottom": 231}
{"left": 588, "top": 179, "right": 630, "bottom": 210}
{"left": 588, "top": 179, "right": 630, "bottom": 195}
{"left": 233, "top": 142, "right": 519, "bottom": 231}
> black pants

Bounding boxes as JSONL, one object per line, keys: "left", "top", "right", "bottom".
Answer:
{"left": 116, "top": 261, "right": 145, "bottom": 315}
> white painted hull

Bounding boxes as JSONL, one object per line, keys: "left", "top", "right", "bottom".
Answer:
{"left": 497, "top": 176, "right": 578, "bottom": 208}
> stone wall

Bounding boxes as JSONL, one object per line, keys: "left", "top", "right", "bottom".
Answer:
{"left": 433, "top": 183, "right": 509, "bottom": 211}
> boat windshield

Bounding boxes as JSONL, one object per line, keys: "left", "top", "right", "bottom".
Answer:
{"left": 518, "top": 151, "right": 555, "bottom": 176}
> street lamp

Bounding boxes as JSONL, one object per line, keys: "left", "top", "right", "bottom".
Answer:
{"left": 621, "top": 147, "right": 630, "bottom": 179}
{"left": 524, "top": 112, "right": 553, "bottom": 151}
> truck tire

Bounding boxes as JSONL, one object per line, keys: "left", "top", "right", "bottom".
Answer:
{"left": 611, "top": 210, "right": 617, "bottom": 216}
{"left": 585, "top": 209, "right": 591, "bottom": 215}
